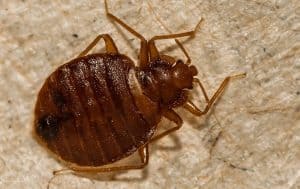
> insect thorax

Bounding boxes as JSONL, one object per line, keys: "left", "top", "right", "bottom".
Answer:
{"left": 137, "top": 58, "right": 198, "bottom": 108}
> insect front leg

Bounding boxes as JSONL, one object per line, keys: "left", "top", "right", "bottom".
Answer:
{"left": 184, "top": 73, "right": 246, "bottom": 116}
{"left": 148, "top": 18, "right": 203, "bottom": 62}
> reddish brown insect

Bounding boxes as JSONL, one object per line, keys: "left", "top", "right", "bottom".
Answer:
{"left": 34, "top": 0, "right": 245, "bottom": 173}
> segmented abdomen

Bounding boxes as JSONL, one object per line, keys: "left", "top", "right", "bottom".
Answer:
{"left": 34, "top": 54, "right": 157, "bottom": 167}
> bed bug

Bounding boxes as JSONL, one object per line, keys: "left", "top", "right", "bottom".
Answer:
{"left": 33, "top": 0, "right": 245, "bottom": 173}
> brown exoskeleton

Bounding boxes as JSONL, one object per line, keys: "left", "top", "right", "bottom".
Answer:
{"left": 34, "top": 0, "right": 246, "bottom": 180}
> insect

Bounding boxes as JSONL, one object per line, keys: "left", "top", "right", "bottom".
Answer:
{"left": 33, "top": 0, "right": 245, "bottom": 173}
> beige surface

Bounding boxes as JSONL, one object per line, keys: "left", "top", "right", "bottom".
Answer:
{"left": 0, "top": 0, "right": 300, "bottom": 188}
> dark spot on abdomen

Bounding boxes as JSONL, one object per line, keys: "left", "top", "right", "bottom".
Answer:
{"left": 52, "top": 90, "right": 67, "bottom": 110}
{"left": 37, "top": 114, "right": 60, "bottom": 140}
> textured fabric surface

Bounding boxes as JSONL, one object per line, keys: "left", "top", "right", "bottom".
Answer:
{"left": 0, "top": 0, "right": 299, "bottom": 188}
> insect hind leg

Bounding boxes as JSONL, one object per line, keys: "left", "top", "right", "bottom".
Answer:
{"left": 77, "top": 34, "right": 118, "bottom": 57}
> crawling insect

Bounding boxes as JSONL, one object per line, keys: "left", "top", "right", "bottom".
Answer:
{"left": 33, "top": 0, "right": 245, "bottom": 174}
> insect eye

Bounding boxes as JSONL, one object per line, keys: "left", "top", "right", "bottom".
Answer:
{"left": 176, "top": 59, "right": 184, "bottom": 65}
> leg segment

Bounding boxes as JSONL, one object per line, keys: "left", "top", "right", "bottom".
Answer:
{"left": 194, "top": 78, "right": 210, "bottom": 103}
{"left": 184, "top": 73, "right": 246, "bottom": 116}
{"left": 150, "top": 109, "right": 183, "bottom": 143}
{"left": 48, "top": 145, "right": 149, "bottom": 188}
{"left": 175, "top": 39, "right": 192, "bottom": 65}
{"left": 77, "top": 34, "right": 118, "bottom": 58}
{"left": 104, "top": 0, "right": 148, "bottom": 68}
{"left": 148, "top": 18, "right": 203, "bottom": 61}
{"left": 147, "top": 1, "right": 197, "bottom": 65}
{"left": 66, "top": 144, "right": 149, "bottom": 172}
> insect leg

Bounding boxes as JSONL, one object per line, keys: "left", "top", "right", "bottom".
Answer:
{"left": 147, "top": 1, "right": 200, "bottom": 65}
{"left": 150, "top": 109, "right": 183, "bottom": 143}
{"left": 184, "top": 73, "right": 246, "bottom": 116}
{"left": 47, "top": 145, "right": 149, "bottom": 188}
{"left": 77, "top": 34, "right": 118, "bottom": 57}
{"left": 104, "top": 0, "right": 148, "bottom": 68}
{"left": 174, "top": 39, "right": 192, "bottom": 65}
{"left": 63, "top": 144, "right": 149, "bottom": 172}
{"left": 193, "top": 78, "right": 210, "bottom": 103}
{"left": 148, "top": 18, "right": 203, "bottom": 61}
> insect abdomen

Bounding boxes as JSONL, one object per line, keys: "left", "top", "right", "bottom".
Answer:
{"left": 34, "top": 54, "right": 157, "bottom": 166}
